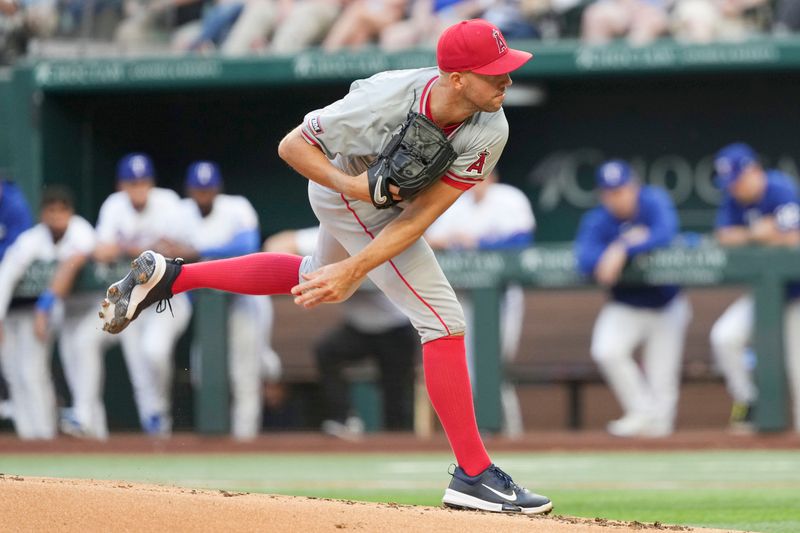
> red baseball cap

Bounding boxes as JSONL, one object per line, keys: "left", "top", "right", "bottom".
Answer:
{"left": 437, "top": 19, "right": 533, "bottom": 75}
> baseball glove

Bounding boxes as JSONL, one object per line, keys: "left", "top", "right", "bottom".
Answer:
{"left": 367, "top": 112, "right": 457, "bottom": 209}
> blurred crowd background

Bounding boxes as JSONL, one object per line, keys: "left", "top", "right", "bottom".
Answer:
{"left": 2, "top": 0, "right": 800, "bottom": 64}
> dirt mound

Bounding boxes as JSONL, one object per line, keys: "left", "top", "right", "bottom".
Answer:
{"left": 0, "top": 475, "right": 737, "bottom": 533}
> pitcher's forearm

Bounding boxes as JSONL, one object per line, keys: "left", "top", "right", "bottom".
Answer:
{"left": 278, "top": 126, "right": 369, "bottom": 200}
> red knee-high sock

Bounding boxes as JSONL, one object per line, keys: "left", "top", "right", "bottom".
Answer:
{"left": 171, "top": 253, "right": 303, "bottom": 295}
{"left": 423, "top": 335, "right": 491, "bottom": 476}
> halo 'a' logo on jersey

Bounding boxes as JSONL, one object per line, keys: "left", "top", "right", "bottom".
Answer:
{"left": 310, "top": 116, "right": 324, "bottom": 135}
{"left": 465, "top": 149, "right": 490, "bottom": 174}
{"left": 492, "top": 30, "right": 507, "bottom": 55}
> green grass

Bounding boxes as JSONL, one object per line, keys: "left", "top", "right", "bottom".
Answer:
{"left": 1, "top": 451, "right": 798, "bottom": 532}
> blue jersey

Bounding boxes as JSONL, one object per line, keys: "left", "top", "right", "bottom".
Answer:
{"left": 0, "top": 181, "right": 33, "bottom": 260}
{"left": 575, "top": 185, "right": 680, "bottom": 309}
{"left": 716, "top": 170, "right": 800, "bottom": 298}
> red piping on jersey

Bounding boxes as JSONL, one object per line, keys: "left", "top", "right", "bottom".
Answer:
{"left": 445, "top": 170, "right": 482, "bottom": 182}
{"left": 339, "top": 193, "right": 452, "bottom": 336}
{"left": 301, "top": 129, "right": 319, "bottom": 146}
{"left": 420, "top": 76, "right": 464, "bottom": 138}
{"left": 442, "top": 176, "right": 475, "bottom": 191}
{"left": 419, "top": 77, "right": 437, "bottom": 115}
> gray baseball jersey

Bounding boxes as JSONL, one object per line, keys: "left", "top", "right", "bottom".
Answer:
{"left": 302, "top": 67, "right": 508, "bottom": 192}
{"left": 299, "top": 67, "right": 510, "bottom": 342}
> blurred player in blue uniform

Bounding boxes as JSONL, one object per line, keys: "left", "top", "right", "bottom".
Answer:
{"left": 0, "top": 176, "right": 33, "bottom": 423}
{"left": 709, "top": 143, "right": 800, "bottom": 433}
{"left": 575, "top": 160, "right": 691, "bottom": 437}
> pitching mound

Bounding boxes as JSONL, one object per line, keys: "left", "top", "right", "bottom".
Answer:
{"left": 0, "top": 475, "right": 735, "bottom": 533}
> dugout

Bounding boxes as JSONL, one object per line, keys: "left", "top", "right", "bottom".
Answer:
{"left": 5, "top": 38, "right": 800, "bottom": 239}
{"left": 3, "top": 38, "right": 800, "bottom": 431}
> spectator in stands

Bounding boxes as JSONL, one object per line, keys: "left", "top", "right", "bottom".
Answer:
{"left": 425, "top": 170, "right": 534, "bottom": 438}
{"left": 0, "top": 176, "right": 33, "bottom": 426}
{"left": 265, "top": 227, "right": 418, "bottom": 440}
{"left": 174, "top": 0, "right": 342, "bottom": 56}
{"left": 671, "top": 0, "right": 768, "bottom": 43}
{"left": 89, "top": 153, "right": 193, "bottom": 436}
{"left": 0, "top": 186, "right": 97, "bottom": 440}
{"left": 177, "top": 0, "right": 245, "bottom": 52}
{"left": 580, "top": 0, "right": 669, "bottom": 46}
{"left": 774, "top": 0, "right": 800, "bottom": 33}
{"left": 161, "top": 161, "right": 282, "bottom": 441}
{"left": 709, "top": 143, "right": 800, "bottom": 433}
{"left": 575, "top": 160, "right": 691, "bottom": 438}
{"left": 322, "top": 0, "right": 408, "bottom": 51}
{"left": 379, "top": 0, "right": 495, "bottom": 51}
{"left": 115, "top": 0, "right": 203, "bottom": 53}
{"left": 0, "top": 0, "right": 58, "bottom": 63}
{"left": 56, "top": 0, "right": 123, "bottom": 40}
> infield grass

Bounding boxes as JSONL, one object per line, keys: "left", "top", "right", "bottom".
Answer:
{"left": 0, "top": 450, "right": 797, "bottom": 532}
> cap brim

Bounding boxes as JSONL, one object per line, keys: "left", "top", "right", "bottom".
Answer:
{"left": 472, "top": 48, "right": 533, "bottom": 75}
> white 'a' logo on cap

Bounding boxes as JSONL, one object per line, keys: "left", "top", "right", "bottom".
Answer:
{"left": 604, "top": 164, "right": 622, "bottom": 185}
{"left": 131, "top": 156, "right": 147, "bottom": 176}
{"left": 492, "top": 29, "right": 507, "bottom": 55}
{"left": 197, "top": 163, "right": 213, "bottom": 185}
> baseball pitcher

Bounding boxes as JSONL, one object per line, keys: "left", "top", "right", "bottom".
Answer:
{"left": 99, "top": 20, "right": 552, "bottom": 513}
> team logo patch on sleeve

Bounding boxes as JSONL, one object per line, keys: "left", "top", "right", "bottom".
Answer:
{"left": 465, "top": 149, "right": 490, "bottom": 174}
{"left": 309, "top": 116, "right": 324, "bottom": 135}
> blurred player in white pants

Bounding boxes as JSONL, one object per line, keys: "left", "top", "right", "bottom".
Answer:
{"left": 709, "top": 143, "right": 800, "bottom": 433}
{"left": 166, "top": 161, "right": 280, "bottom": 441}
{"left": 425, "top": 170, "right": 534, "bottom": 438}
{"left": 0, "top": 187, "right": 97, "bottom": 440}
{"left": 91, "top": 154, "right": 192, "bottom": 436}
{"left": 575, "top": 160, "right": 691, "bottom": 438}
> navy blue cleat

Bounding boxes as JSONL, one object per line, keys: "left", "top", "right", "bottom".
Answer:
{"left": 443, "top": 464, "right": 553, "bottom": 514}
{"left": 99, "top": 250, "right": 183, "bottom": 334}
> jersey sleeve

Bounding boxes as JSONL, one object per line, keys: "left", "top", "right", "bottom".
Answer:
{"left": 234, "top": 197, "right": 260, "bottom": 232}
{"left": 714, "top": 195, "right": 742, "bottom": 229}
{"left": 94, "top": 196, "right": 119, "bottom": 244}
{"left": 60, "top": 217, "right": 97, "bottom": 259}
{"left": 574, "top": 209, "right": 612, "bottom": 277}
{"left": 161, "top": 191, "right": 195, "bottom": 244}
{"left": 0, "top": 186, "right": 34, "bottom": 256}
{"left": 0, "top": 229, "right": 40, "bottom": 320}
{"left": 441, "top": 118, "right": 508, "bottom": 191}
{"left": 477, "top": 191, "right": 535, "bottom": 250}
{"left": 301, "top": 77, "right": 401, "bottom": 159}
{"left": 625, "top": 188, "right": 678, "bottom": 257}
{"left": 768, "top": 180, "right": 800, "bottom": 232}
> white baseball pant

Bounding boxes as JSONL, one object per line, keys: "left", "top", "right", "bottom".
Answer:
{"left": 82, "top": 293, "right": 191, "bottom": 430}
{"left": 301, "top": 182, "right": 465, "bottom": 343}
{"left": 711, "top": 295, "right": 800, "bottom": 431}
{"left": 0, "top": 308, "right": 57, "bottom": 440}
{"left": 591, "top": 295, "right": 692, "bottom": 429}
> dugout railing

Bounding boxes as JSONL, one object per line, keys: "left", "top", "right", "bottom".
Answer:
{"left": 13, "top": 241, "right": 800, "bottom": 434}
